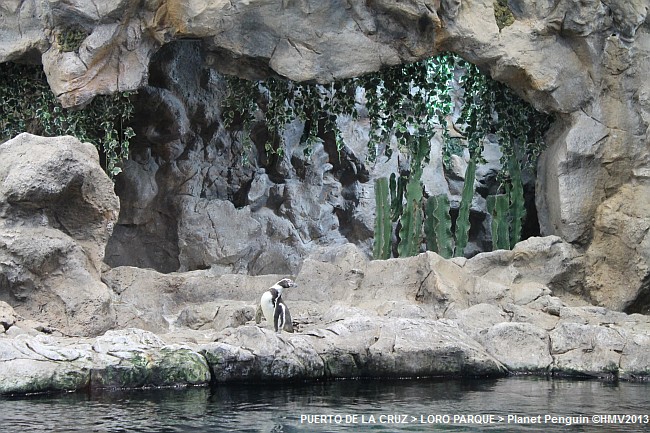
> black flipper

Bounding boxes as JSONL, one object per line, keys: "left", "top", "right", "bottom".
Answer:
{"left": 273, "top": 298, "right": 284, "bottom": 332}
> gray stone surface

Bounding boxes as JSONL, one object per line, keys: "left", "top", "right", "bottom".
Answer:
{"left": 584, "top": 183, "right": 650, "bottom": 312}
{"left": 2, "top": 291, "right": 650, "bottom": 395}
{"left": 477, "top": 322, "right": 553, "bottom": 372}
{"left": 0, "top": 133, "right": 119, "bottom": 336}
{"left": 0, "top": 328, "right": 211, "bottom": 394}
{"left": 5, "top": 0, "right": 633, "bottom": 309}
{"left": 2, "top": 2, "right": 649, "bottom": 312}
{"left": 4, "top": 241, "right": 649, "bottom": 395}
{"left": 455, "top": 236, "right": 585, "bottom": 297}
{"left": 0, "top": 301, "right": 16, "bottom": 332}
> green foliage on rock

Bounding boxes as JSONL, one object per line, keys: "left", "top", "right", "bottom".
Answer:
{"left": 222, "top": 52, "right": 550, "bottom": 176}
{"left": 456, "top": 60, "right": 549, "bottom": 173}
{"left": 0, "top": 62, "right": 136, "bottom": 179}
{"left": 223, "top": 53, "right": 459, "bottom": 162}
{"left": 223, "top": 52, "right": 553, "bottom": 258}
{"left": 222, "top": 75, "right": 354, "bottom": 159}
{"left": 91, "top": 348, "right": 210, "bottom": 389}
{"left": 494, "top": 0, "right": 516, "bottom": 30}
{"left": 55, "top": 27, "right": 88, "bottom": 53}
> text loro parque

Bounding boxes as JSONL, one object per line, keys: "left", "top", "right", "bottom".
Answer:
{"left": 300, "top": 413, "right": 650, "bottom": 426}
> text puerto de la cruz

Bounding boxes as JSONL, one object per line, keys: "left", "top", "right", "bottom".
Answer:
{"left": 300, "top": 413, "right": 650, "bottom": 426}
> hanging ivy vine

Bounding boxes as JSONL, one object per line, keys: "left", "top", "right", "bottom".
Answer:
{"left": 0, "top": 62, "right": 135, "bottom": 179}
{"left": 222, "top": 52, "right": 552, "bottom": 186}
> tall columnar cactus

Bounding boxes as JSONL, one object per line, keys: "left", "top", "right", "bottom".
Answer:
{"left": 508, "top": 153, "right": 526, "bottom": 249}
{"left": 397, "top": 134, "right": 428, "bottom": 258}
{"left": 425, "top": 194, "right": 454, "bottom": 259}
{"left": 424, "top": 196, "right": 437, "bottom": 254}
{"left": 373, "top": 177, "right": 392, "bottom": 260}
{"left": 453, "top": 157, "right": 477, "bottom": 257}
{"left": 389, "top": 172, "right": 406, "bottom": 222}
{"left": 487, "top": 193, "right": 511, "bottom": 250}
{"left": 397, "top": 173, "right": 423, "bottom": 257}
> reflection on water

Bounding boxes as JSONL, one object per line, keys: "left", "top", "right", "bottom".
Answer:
{"left": 0, "top": 377, "right": 648, "bottom": 432}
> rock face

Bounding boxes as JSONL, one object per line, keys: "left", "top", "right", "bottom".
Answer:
{"left": 102, "top": 42, "right": 345, "bottom": 274}
{"left": 101, "top": 42, "right": 351, "bottom": 275}
{"left": 0, "top": 0, "right": 439, "bottom": 107}
{"left": 3, "top": 242, "right": 650, "bottom": 395}
{"left": 102, "top": 240, "right": 649, "bottom": 385}
{"left": 0, "top": 300, "right": 16, "bottom": 332}
{"left": 2, "top": 0, "right": 649, "bottom": 309}
{"left": 0, "top": 133, "right": 119, "bottom": 336}
{"left": 0, "top": 327, "right": 211, "bottom": 394}
{"left": 585, "top": 183, "right": 650, "bottom": 313}
{"left": 103, "top": 40, "right": 513, "bottom": 277}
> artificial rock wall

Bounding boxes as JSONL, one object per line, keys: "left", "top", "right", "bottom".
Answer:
{"left": 1, "top": 0, "right": 649, "bottom": 311}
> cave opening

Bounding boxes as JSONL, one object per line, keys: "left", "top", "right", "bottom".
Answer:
{"left": 103, "top": 40, "right": 552, "bottom": 274}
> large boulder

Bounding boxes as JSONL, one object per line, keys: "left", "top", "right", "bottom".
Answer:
{"left": 0, "top": 133, "right": 119, "bottom": 336}
{"left": 203, "top": 315, "right": 506, "bottom": 381}
{"left": 102, "top": 266, "right": 288, "bottom": 332}
{"left": 0, "top": 300, "right": 16, "bottom": 332}
{"left": 0, "top": 328, "right": 211, "bottom": 394}
{"left": 456, "top": 236, "right": 585, "bottom": 298}
{"left": 584, "top": 183, "right": 650, "bottom": 312}
{"left": 477, "top": 322, "right": 553, "bottom": 372}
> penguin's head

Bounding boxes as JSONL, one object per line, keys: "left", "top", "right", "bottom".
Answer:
{"left": 272, "top": 278, "right": 296, "bottom": 295}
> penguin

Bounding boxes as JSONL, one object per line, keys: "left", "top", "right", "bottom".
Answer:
{"left": 273, "top": 297, "right": 292, "bottom": 333}
{"left": 259, "top": 278, "right": 296, "bottom": 333}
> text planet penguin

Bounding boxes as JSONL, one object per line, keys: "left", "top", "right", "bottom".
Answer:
{"left": 260, "top": 278, "right": 296, "bottom": 333}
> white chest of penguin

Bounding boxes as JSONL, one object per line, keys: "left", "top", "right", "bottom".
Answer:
{"left": 260, "top": 290, "right": 276, "bottom": 324}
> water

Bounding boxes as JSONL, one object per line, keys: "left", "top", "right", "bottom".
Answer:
{"left": 1, "top": 377, "right": 648, "bottom": 432}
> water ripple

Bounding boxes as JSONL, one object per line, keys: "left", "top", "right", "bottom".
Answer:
{"left": 0, "top": 378, "right": 648, "bottom": 432}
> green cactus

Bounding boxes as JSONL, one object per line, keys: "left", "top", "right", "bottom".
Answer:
{"left": 397, "top": 174, "right": 423, "bottom": 257}
{"left": 508, "top": 153, "right": 526, "bottom": 248}
{"left": 389, "top": 173, "right": 398, "bottom": 220}
{"left": 425, "top": 194, "right": 454, "bottom": 259}
{"left": 389, "top": 172, "right": 406, "bottom": 222}
{"left": 424, "top": 196, "right": 437, "bottom": 253}
{"left": 373, "top": 177, "right": 392, "bottom": 259}
{"left": 396, "top": 134, "right": 428, "bottom": 257}
{"left": 453, "top": 157, "right": 477, "bottom": 257}
{"left": 487, "top": 193, "right": 511, "bottom": 250}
